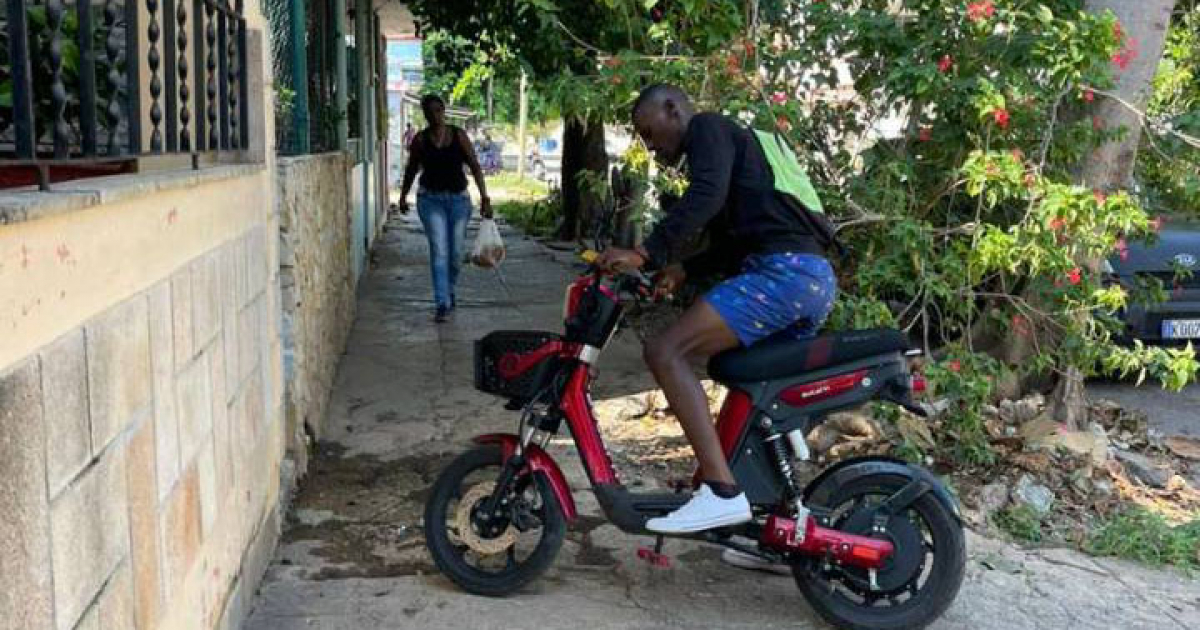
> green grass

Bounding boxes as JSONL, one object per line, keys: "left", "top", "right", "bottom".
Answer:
{"left": 496, "top": 195, "right": 560, "bottom": 238}
{"left": 1083, "top": 507, "right": 1200, "bottom": 570}
{"left": 992, "top": 505, "right": 1044, "bottom": 543}
{"left": 486, "top": 173, "right": 550, "bottom": 200}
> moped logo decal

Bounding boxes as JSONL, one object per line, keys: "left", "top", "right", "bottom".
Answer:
{"left": 1175, "top": 253, "right": 1197, "bottom": 268}
{"left": 801, "top": 385, "right": 831, "bottom": 399}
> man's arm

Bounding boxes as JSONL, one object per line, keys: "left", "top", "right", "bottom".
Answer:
{"left": 682, "top": 231, "right": 742, "bottom": 280}
{"left": 641, "top": 117, "right": 735, "bottom": 267}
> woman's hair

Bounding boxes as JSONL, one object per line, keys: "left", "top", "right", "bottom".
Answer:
{"left": 420, "top": 94, "right": 445, "bottom": 114}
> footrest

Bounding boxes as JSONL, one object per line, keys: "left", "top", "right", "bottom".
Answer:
{"left": 636, "top": 547, "right": 672, "bottom": 568}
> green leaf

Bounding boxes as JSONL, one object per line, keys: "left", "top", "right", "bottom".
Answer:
{"left": 1036, "top": 5, "right": 1054, "bottom": 24}
{"left": 521, "top": 0, "right": 559, "bottom": 12}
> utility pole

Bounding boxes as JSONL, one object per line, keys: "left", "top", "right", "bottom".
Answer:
{"left": 517, "top": 68, "right": 528, "bottom": 178}
{"left": 487, "top": 75, "right": 494, "bottom": 123}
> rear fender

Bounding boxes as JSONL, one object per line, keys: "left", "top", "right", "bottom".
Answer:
{"left": 802, "top": 456, "right": 962, "bottom": 523}
{"left": 473, "top": 433, "right": 578, "bottom": 522}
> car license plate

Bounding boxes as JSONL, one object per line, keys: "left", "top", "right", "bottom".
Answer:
{"left": 1162, "top": 319, "right": 1200, "bottom": 339}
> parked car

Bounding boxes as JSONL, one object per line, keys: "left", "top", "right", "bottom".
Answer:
{"left": 1106, "top": 220, "right": 1200, "bottom": 343}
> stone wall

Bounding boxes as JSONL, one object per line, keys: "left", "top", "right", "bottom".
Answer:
{"left": 0, "top": 224, "right": 285, "bottom": 630}
{"left": 276, "top": 152, "right": 357, "bottom": 458}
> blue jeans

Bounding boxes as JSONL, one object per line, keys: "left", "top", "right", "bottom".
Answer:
{"left": 417, "top": 190, "right": 472, "bottom": 310}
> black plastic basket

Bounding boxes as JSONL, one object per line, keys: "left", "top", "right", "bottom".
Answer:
{"left": 474, "top": 331, "right": 565, "bottom": 400}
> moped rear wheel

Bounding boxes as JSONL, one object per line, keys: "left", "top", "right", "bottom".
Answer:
{"left": 792, "top": 474, "right": 965, "bottom": 630}
{"left": 424, "top": 445, "right": 566, "bottom": 596}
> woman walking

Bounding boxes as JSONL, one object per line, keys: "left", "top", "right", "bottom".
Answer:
{"left": 399, "top": 95, "right": 493, "bottom": 322}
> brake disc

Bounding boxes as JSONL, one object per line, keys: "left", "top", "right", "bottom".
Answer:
{"left": 455, "top": 482, "right": 519, "bottom": 555}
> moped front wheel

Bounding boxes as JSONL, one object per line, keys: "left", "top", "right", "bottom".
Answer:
{"left": 423, "top": 445, "right": 566, "bottom": 596}
{"left": 792, "top": 473, "right": 965, "bottom": 630}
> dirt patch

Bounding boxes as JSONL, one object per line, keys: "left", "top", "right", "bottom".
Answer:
{"left": 282, "top": 442, "right": 455, "bottom": 579}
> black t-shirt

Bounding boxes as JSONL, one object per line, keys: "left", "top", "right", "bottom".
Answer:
{"left": 641, "top": 113, "right": 820, "bottom": 272}
{"left": 416, "top": 126, "right": 469, "bottom": 193}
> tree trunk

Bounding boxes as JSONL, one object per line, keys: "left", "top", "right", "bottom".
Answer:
{"left": 559, "top": 115, "right": 609, "bottom": 241}
{"left": 1053, "top": 0, "right": 1177, "bottom": 427}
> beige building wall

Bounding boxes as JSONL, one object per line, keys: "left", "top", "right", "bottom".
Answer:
{"left": 0, "top": 4, "right": 293, "bottom": 629}
{"left": 276, "top": 152, "right": 358, "bottom": 464}
{"left": 1, "top": 167, "right": 286, "bottom": 630}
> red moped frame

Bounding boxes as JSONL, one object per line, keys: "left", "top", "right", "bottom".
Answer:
{"left": 481, "top": 348, "right": 894, "bottom": 572}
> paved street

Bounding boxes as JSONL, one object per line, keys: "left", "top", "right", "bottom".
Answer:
{"left": 1090, "top": 381, "right": 1200, "bottom": 439}
{"left": 244, "top": 213, "right": 1200, "bottom": 630}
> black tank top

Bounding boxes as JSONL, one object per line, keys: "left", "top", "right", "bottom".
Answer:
{"left": 417, "top": 126, "right": 469, "bottom": 193}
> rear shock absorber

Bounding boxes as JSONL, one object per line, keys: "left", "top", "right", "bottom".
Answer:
{"left": 761, "top": 416, "right": 811, "bottom": 539}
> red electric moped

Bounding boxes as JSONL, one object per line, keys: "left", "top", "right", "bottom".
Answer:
{"left": 424, "top": 246, "right": 965, "bottom": 630}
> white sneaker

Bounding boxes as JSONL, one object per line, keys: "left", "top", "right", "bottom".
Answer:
{"left": 645, "top": 484, "right": 752, "bottom": 534}
{"left": 720, "top": 548, "right": 791, "bottom": 576}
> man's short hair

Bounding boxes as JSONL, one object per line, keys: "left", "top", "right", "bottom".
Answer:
{"left": 631, "top": 84, "right": 691, "bottom": 118}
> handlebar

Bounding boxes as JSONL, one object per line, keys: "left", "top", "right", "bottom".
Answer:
{"left": 580, "top": 249, "right": 655, "bottom": 297}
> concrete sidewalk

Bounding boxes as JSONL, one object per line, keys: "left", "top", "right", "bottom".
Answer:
{"left": 244, "top": 213, "right": 1200, "bottom": 630}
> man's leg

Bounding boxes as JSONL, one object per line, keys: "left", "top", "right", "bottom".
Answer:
{"left": 643, "top": 299, "right": 740, "bottom": 485}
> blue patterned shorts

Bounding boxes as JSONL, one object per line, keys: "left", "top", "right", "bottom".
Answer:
{"left": 703, "top": 253, "right": 837, "bottom": 347}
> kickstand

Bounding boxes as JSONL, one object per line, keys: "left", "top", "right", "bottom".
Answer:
{"left": 636, "top": 535, "right": 672, "bottom": 568}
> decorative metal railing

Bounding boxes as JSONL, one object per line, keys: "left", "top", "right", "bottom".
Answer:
{"left": 1, "top": 0, "right": 249, "bottom": 189}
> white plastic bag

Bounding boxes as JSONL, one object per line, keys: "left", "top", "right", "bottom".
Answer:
{"left": 471, "top": 218, "right": 506, "bottom": 268}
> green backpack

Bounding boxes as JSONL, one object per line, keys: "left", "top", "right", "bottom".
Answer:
{"left": 751, "top": 129, "right": 845, "bottom": 256}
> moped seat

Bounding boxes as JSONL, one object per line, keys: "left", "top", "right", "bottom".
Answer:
{"left": 708, "top": 328, "right": 909, "bottom": 383}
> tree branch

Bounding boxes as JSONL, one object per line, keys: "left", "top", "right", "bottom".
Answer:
{"left": 1087, "top": 86, "right": 1200, "bottom": 150}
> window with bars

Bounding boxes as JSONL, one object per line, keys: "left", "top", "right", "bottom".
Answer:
{"left": 0, "top": 0, "right": 252, "bottom": 189}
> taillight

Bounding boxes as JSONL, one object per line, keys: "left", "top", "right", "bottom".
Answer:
{"left": 910, "top": 374, "right": 927, "bottom": 394}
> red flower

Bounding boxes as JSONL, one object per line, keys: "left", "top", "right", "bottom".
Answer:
{"left": 1111, "top": 50, "right": 1131, "bottom": 70}
{"left": 1094, "top": 190, "right": 1107, "bottom": 205}
{"left": 918, "top": 127, "right": 933, "bottom": 142}
{"left": 603, "top": 57, "right": 622, "bottom": 68}
{"left": 1150, "top": 216, "right": 1164, "bottom": 232}
{"left": 948, "top": 360, "right": 962, "bottom": 373}
{"left": 1010, "top": 148, "right": 1024, "bottom": 162}
{"left": 938, "top": 55, "right": 954, "bottom": 73}
{"left": 1067, "top": 267, "right": 1083, "bottom": 286}
{"left": 1114, "top": 237, "right": 1129, "bottom": 261}
{"left": 1012, "top": 314, "right": 1031, "bottom": 337}
{"left": 1049, "top": 217, "right": 1066, "bottom": 231}
{"left": 1113, "top": 21, "right": 1125, "bottom": 43}
{"left": 966, "top": 1, "right": 995, "bottom": 22}
{"left": 775, "top": 115, "right": 792, "bottom": 132}
{"left": 1082, "top": 89, "right": 1095, "bottom": 102}
{"left": 743, "top": 40, "right": 756, "bottom": 57}
{"left": 771, "top": 91, "right": 788, "bottom": 105}
{"left": 726, "top": 54, "right": 741, "bottom": 73}
{"left": 992, "top": 108, "right": 1010, "bottom": 129}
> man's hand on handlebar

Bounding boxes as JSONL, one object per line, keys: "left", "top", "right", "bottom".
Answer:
{"left": 653, "top": 264, "right": 686, "bottom": 300}
{"left": 594, "top": 247, "right": 646, "bottom": 273}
